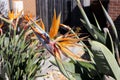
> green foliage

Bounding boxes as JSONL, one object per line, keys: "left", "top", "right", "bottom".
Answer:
{"left": 89, "top": 40, "right": 120, "bottom": 79}
{"left": 51, "top": 56, "right": 99, "bottom": 80}
{"left": 54, "top": 0, "right": 120, "bottom": 80}
{"left": 0, "top": 16, "right": 45, "bottom": 80}
{"left": 1, "top": 1, "right": 118, "bottom": 80}
{"left": 75, "top": 0, "right": 120, "bottom": 80}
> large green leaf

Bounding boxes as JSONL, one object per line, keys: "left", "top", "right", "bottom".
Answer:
{"left": 52, "top": 58, "right": 84, "bottom": 80}
{"left": 76, "top": 0, "right": 106, "bottom": 44}
{"left": 76, "top": 0, "right": 92, "bottom": 29}
{"left": 104, "top": 28, "right": 115, "bottom": 55}
{"left": 100, "top": 2, "right": 118, "bottom": 40}
{"left": 100, "top": 1, "right": 120, "bottom": 64}
{"left": 93, "top": 13, "right": 101, "bottom": 31}
{"left": 52, "top": 58, "right": 96, "bottom": 80}
{"left": 55, "top": 58, "right": 76, "bottom": 80}
{"left": 51, "top": 59, "right": 75, "bottom": 73}
{"left": 81, "top": 19, "right": 105, "bottom": 43}
{"left": 89, "top": 40, "right": 120, "bottom": 79}
{"left": 78, "top": 61, "right": 95, "bottom": 71}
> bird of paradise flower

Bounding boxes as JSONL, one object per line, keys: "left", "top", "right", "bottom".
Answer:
{"left": 0, "top": 10, "right": 23, "bottom": 31}
{"left": 27, "top": 10, "right": 86, "bottom": 62}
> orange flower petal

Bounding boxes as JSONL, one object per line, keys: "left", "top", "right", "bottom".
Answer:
{"left": 8, "top": 10, "right": 23, "bottom": 20}
{"left": 54, "top": 45, "right": 61, "bottom": 60}
{"left": 49, "top": 10, "right": 61, "bottom": 39}
{"left": 57, "top": 43, "right": 86, "bottom": 62}
{"left": 37, "top": 19, "right": 45, "bottom": 31}
{"left": 8, "top": 11, "right": 14, "bottom": 20}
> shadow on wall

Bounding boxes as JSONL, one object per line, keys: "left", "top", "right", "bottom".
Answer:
{"left": 90, "top": 0, "right": 109, "bottom": 28}
{"left": 65, "top": 0, "right": 110, "bottom": 27}
{"left": 61, "top": 0, "right": 110, "bottom": 34}
{"left": 60, "top": 3, "right": 83, "bottom": 34}
{"left": 36, "top": 0, "right": 110, "bottom": 34}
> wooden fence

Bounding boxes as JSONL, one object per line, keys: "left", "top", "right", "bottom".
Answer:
{"left": 36, "top": 0, "right": 79, "bottom": 32}
{"left": 36, "top": 0, "right": 110, "bottom": 33}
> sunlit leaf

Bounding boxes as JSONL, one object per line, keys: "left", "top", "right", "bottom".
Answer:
{"left": 90, "top": 40, "right": 120, "bottom": 79}
{"left": 55, "top": 57, "right": 76, "bottom": 80}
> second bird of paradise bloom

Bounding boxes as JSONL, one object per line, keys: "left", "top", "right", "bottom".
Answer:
{"left": 27, "top": 10, "right": 86, "bottom": 62}
{"left": 0, "top": 10, "right": 23, "bottom": 31}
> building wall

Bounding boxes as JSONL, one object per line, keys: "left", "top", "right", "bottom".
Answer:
{"left": 90, "top": 0, "right": 120, "bottom": 21}
{"left": 0, "top": 0, "right": 9, "bottom": 17}
{"left": 109, "top": 0, "right": 120, "bottom": 20}
{"left": 23, "top": 0, "right": 36, "bottom": 17}
{"left": 12, "top": 0, "right": 36, "bottom": 17}
{"left": 109, "top": 0, "right": 120, "bottom": 37}
{"left": 11, "top": 0, "right": 120, "bottom": 21}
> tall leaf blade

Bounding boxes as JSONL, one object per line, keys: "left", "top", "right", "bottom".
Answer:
{"left": 51, "top": 58, "right": 82, "bottom": 80}
{"left": 55, "top": 58, "right": 76, "bottom": 80}
{"left": 104, "top": 28, "right": 115, "bottom": 55}
{"left": 90, "top": 40, "right": 120, "bottom": 79}
{"left": 100, "top": 2, "right": 120, "bottom": 64}
{"left": 76, "top": 0, "right": 92, "bottom": 29}
{"left": 100, "top": 2, "right": 118, "bottom": 40}
{"left": 93, "top": 13, "right": 101, "bottom": 31}
{"left": 81, "top": 19, "right": 105, "bottom": 43}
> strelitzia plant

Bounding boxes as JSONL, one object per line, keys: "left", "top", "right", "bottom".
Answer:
{"left": 26, "top": 10, "right": 94, "bottom": 80}
{"left": 0, "top": 10, "right": 23, "bottom": 31}
{"left": 0, "top": 31, "right": 44, "bottom": 80}
{"left": 76, "top": 0, "right": 120, "bottom": 79}
{"left": 27, "top": 10, "right": 86, "bottom": 61}
{"left": 0, "top": 10, "right": 45, "bottom": 80}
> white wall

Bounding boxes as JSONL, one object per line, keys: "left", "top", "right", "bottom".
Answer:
{"left": 0, "top": 0, "right": 9, "bottom": 17}
{"left": 81, "top": 0, "right": 90, "bottom": 7}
